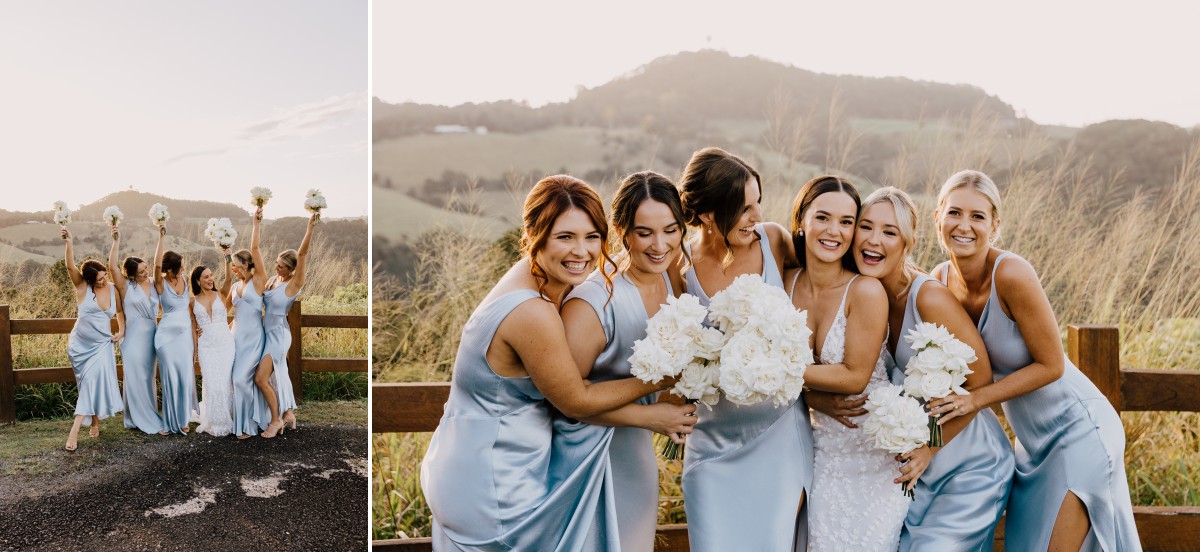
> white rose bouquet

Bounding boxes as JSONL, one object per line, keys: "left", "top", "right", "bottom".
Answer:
{"left": 902, "top": 322, "right": 977, "bottom": 446}
{"left": 250, "top": 186, "right": 273, "bottom": 208}
{"left": 304, "top": 188, "right": 328, "bottom": 220}
{"left": 204, "top": 217, "right": 238, "bottom": 249}
{"left": 148, "top": 203, "right": 170, "bottom": 225}
{"left": 103, "top": 205, "right": 124, "bottom": 226}
{"left": 629, "top": 292, "right": 723, "bottom": 459}
{"left": 52, "top": 201, "right": 72, "bottom": 228}
{"left": 862, "top": 383, "right": 930, "bottom": 499}
{"left": 709, "top": 274, "right": 813, "bottom": 408}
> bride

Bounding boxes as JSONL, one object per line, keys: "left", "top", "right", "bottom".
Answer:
{"left": 190, "top": 248, "right": 236, "bottom": 437}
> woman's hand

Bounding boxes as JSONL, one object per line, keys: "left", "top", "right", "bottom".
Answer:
{"left": 896, "top": 445, "right": 934, "bottom": 492}
{"left": 928, "top": 392, "right": 980, "bottom": 425}
{"left": 806, "top": 390, "right": 867, "bottom": 428}
{"left": 61, "top": 228, "right": 71, "bottom": 241}
{"left": 111, "top": 331, "right": 124, "bottom": 343}
{"left": 158, "top": 223, "right": 166, "bottom": 236}
{"left": 254, "top": 206, "right": 263, "bottom": 221}
{"left": 644, "top": 401, "right": 698, "bottom": 444}
{"left": 194, "top": 325, "right": 204, "bottom": 337}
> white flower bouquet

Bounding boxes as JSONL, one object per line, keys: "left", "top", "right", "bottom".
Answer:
{"left": 52, "top": 201, "right": 72, "bottom": 228}
{"left": 708, "top": 274, "right": 813, "bottom": 408}
{"left": 629, "top": 292, "right": 723, "bottom": 459}
{"left": 862, "top": 383, "right": 930, "bottom": 499}
{"left": 304, "top": 188, "right": 328, "bottom": 220}
{"left": 902, "top": 322, "right": 977, "bottom": 446}
{"left": 250, "top": 186, "right": 273, "bottom": 208}
{"left": 103, "top": 205, "right": 124, "bottom": 226}
{"left": 148, "top": 203, "right": 170, "bottom": 224}
{"left": 204, "top": 217, "right": 238, "bottom": 249}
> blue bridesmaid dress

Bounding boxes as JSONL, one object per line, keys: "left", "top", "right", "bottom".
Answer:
{"left": 121, "top": 281, "right": 164, "bottom": 433}
{"left": 232, "top": 279, "right": 265, "bottom": 437}
{"left": 420, "top": 289, "right": 620, "bottom": 552}
{"left": 68, "top": 285, "right": 124, "bottom": 420}
{"left": 941, "top": 253, "right": 1141, "bottom": 551}
{"left": 888, "top": 273, "right": 1014, "bottom": 551}
{"left": 564, "top": 270, "right": 673, "bottom": 552}
{"left": 155, "top": 278, "right": 197, "bottom": 433}
{"left": 681, "top": 224, "right": 815, "bottom": 552}
{"left": 255, "top": 278, "right": 298, "bottom": 430}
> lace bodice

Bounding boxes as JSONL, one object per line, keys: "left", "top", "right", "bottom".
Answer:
{"left": 193, "top": 296, "right": 229, "bottom": 327}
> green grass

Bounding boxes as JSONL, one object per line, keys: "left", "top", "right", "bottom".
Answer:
{"left": 371, "top": 187, "right": 511, "bottom": 241}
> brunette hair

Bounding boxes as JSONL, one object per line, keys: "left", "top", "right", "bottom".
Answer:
{"left": 123, "top": 256, "right": 144, "bottom": 280}
{"left": 610, "top": 170, "right": 690, "bottom": 270}
{"left": 278, "top": 249, "right": 298, "bottom": 272}
{"left": 520, "top": 175, "right": 614, "bottom": 299}
{"left": 80, "top": 259, "right": 107, "bottom": 288}
{"left": 162, "top": 251, "right": 183, "bottom": 277}
{"left": 678, "top": 147, "right": 762, "bottom": 268}
{"left": 790, "top": 175, "right": 861, "bottom": 272}
{"left": 190, "top": 266, "right": 213, "bottom": 296}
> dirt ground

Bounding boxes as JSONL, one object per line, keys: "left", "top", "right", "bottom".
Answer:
{"left": 0, "top": 422, "right": 368, "bottom": 551}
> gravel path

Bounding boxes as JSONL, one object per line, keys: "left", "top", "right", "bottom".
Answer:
{"left": 0, "top": 425, "right": 367, "bottom": 551}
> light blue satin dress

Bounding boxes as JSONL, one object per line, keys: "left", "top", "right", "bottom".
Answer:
{"left": 564, "top": 270, "right": 673, "bottom": 552}
{"left": 69, "top": 285, "right": 124, "bottom": 419}
{"left": 888, "top": 274, "right": 1014, "bottom": 551}
{"left": 232, "top": 279, "right": 265, "bottom": 437}
{"left": 255, "top": 278, "right": 298, "bottom": 430}
{"left": 154, "top": 279, "right": 196, "bottom": 433}
{"left": 940, "top": 253, "right": 1141, "bottom": 551}
{"left": 681, "top": 224, "right": 814, "bottom": 552}
{"left": 420, "top": 289, "right": 620, "bottom": 551}
{"left": 121, "top": 281, "right": 164, "bottom": 434}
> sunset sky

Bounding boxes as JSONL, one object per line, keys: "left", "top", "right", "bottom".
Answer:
{"left": 375, "top": 0, "right": 1199, "bottom": 129}
{"left": 1, "top": 1, "right": 368, "bottom": 217}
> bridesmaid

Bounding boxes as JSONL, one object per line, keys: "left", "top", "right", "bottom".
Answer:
{"left": 258, "top": 211, "right": 318, "bottom": 432}
{"left": 230, "top": 207, "right": 270, "bottom": 439}
{"left": 928, "top": 170, "right": 1141, "bottom": 551}
{"left": 782, "top": 176, "right": 899, "bottom": 551}
{"left": 676, "top": 147, "right": 814, "bottom": 551}
{"left": 849, "top": 186, "right": 1013, "bottom": 550}
{"left": 110, "top": 223, "right": 167, "bottom": 435}
{"left": 153, "top": 224, "right": 198, "bottom": 435}
{"left": 62, "top": 228, "right": 125, "bottom": 451}
{"left": 560, "top": 170, "right": 699, "bottom": 552}
{"left": 420, "top": 175, "right": 676, "bottom": 551}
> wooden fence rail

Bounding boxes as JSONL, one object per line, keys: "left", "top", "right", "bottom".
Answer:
{"left": 0, "top": 301, "right": 367, "bottom": 424}
{"left": 370, "top": 324, "right": 1200, "bottom": 551}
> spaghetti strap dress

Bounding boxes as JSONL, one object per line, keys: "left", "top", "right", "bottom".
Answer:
{"left": 121, "top": 281, "right": 164, "bottom": 433}
{"left": 231, "top": 279, "right": 265, "bottom": 437}
{"left": 255, "top": 277, "right": 299, "bottom": 429}
{"left": 155, "top": 278, "right": 197, "bottom": 433}
{"left": 68, "top": 285, "right": 124, "bottom": 420}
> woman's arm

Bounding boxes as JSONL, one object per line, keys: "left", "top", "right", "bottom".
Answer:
{"left": 932, "top": 255, "right": 1063, "bottom": 419}
{"left": 803, "top": 277, "right": 890, "bottom": 394}
{"left": 108, "top": 226, "right": 127, "bottom": 295}
{"left": 218, "top": 248, "right": 234, "bottom": 309}
{"left": 560, "top": 297, "right": 605, "bottom": 379}
{"left": 500, "top": 299, "right": 672, "bottom": 419}
{"left": 153, "top": 225, "right": 166, "bottom": 294}
{"left": 763, "top": 222, "right": 796, "bottom": 273}
{"left": 578, "top": 401, "right": 697, "bottom": 442}
{"left": 250, "top": 207, "right": 267, "bottom": 291}
{"left": 286, "top": 213, "right": 317, "bottom": 296}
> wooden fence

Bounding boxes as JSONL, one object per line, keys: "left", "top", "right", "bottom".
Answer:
{"left": 371, "top": 324, "right": 1200, "bottom": 551}
{"left": 0, "top": 301, "right": 367, "bottom": 424}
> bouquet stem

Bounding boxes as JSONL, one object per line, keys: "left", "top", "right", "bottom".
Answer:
{"left": 929, "top": 414, "right": 944, "bottom": 447}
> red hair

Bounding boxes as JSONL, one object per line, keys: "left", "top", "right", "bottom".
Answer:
{"left": 521, "top": 175, "right": 614, "bottom": 300}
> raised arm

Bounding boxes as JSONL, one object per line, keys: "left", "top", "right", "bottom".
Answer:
{"left": 218, "top": 247, "right": 234, "bottom": 309}
{"left": 286, "top": 213, "right": 317, "bottom": 296}
{"left": 501, "top": 300, "right": 672, "bottom": 420}
{"left": 803, "top": 277, "right": 890, "bottom": 394}
{"left": 62, "top": 229, "right": 84, "bottom": 290}
{"left": 109, "top": 225, "right": 127, "bottom": 297}
{"left": 250, "top": 207, "right": 267, "bottom": 291}
{"left": 113, "top": 303, "right": 126, "bottom": 343}
{"left": 153, "top": 225, "right": 166, "bottom": 294}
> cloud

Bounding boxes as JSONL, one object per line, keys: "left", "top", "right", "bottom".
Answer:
{"left": 238, "top": 92, "right": 366, "bottom": 142}
{"left": 161, "top": 147, "right": 233, "bottom": 166}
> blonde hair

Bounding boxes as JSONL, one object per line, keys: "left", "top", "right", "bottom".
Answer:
{"left": 861, "top": 186, "right": 918, "bottom": 264}
{"left": 936, "top": 169, "right": 1003, "bottom": 252}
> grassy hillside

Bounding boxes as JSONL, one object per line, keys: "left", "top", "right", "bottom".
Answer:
{"left": 371, "top": 186, "right": 511, "bottom": 241}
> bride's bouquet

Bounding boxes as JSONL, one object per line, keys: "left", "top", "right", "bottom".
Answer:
{"left": 901, "top": 322, "right": 977, "bottom": 446}
{"left": 629, "top": 293, "right": 723, "bottom": 459}
{"left": 250, "top": 186, "right": 273, "bottom": 208}
{"left": 304, "top": 189, "right": 328, "bottom": 220}
{"left": 103, "top": 206, "right": 124, "bottom": 239}
{"left": 148, "top": 203, "right": 170, "bottom": 225}
{"left": 862, "top": 383, "right": 930, "bottom": 499}
{"left": 708, "top": 274, "right": 813, "bottom": 408}
{"left": 204, "top": 217, "right": 238, "bottom": 249}
{"left": 52, "top": 201, "right": 72, "bottom": 229}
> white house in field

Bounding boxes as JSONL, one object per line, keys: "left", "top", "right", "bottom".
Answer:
{"left": 433, "top": 124, "right": 488, "bottom": 135}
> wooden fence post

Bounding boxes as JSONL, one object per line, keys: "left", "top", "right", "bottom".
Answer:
{"left": 1068, "top": 324, "right": 1121, "bottom": 412}
{"left": 0, "top": 305, "right": 14, "bottom": 424}
{"left": 287, "top": 300, "right": 303, "bottom": 404}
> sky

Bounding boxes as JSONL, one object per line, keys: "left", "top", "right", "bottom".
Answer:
{"left": 1, "top": 1, "right": 368, "bottom": 217}
{"left": 374, "top": 0, "right": 1199, "bottom": 129}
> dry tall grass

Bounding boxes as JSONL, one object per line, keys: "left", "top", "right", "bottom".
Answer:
{"left": 371, "top": 112, "right": 1200, "bottom": 538}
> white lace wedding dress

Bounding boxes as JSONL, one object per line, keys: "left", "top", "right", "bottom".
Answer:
{"left": 804, "top": 276, "right": 910, "bottom": 551}
{"left": 194, "top": 297, "right": 235, "bottom": 436}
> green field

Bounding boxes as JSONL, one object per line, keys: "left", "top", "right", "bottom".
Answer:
{"left": 371, "top": 186, "right": 512, "bottom": 241}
